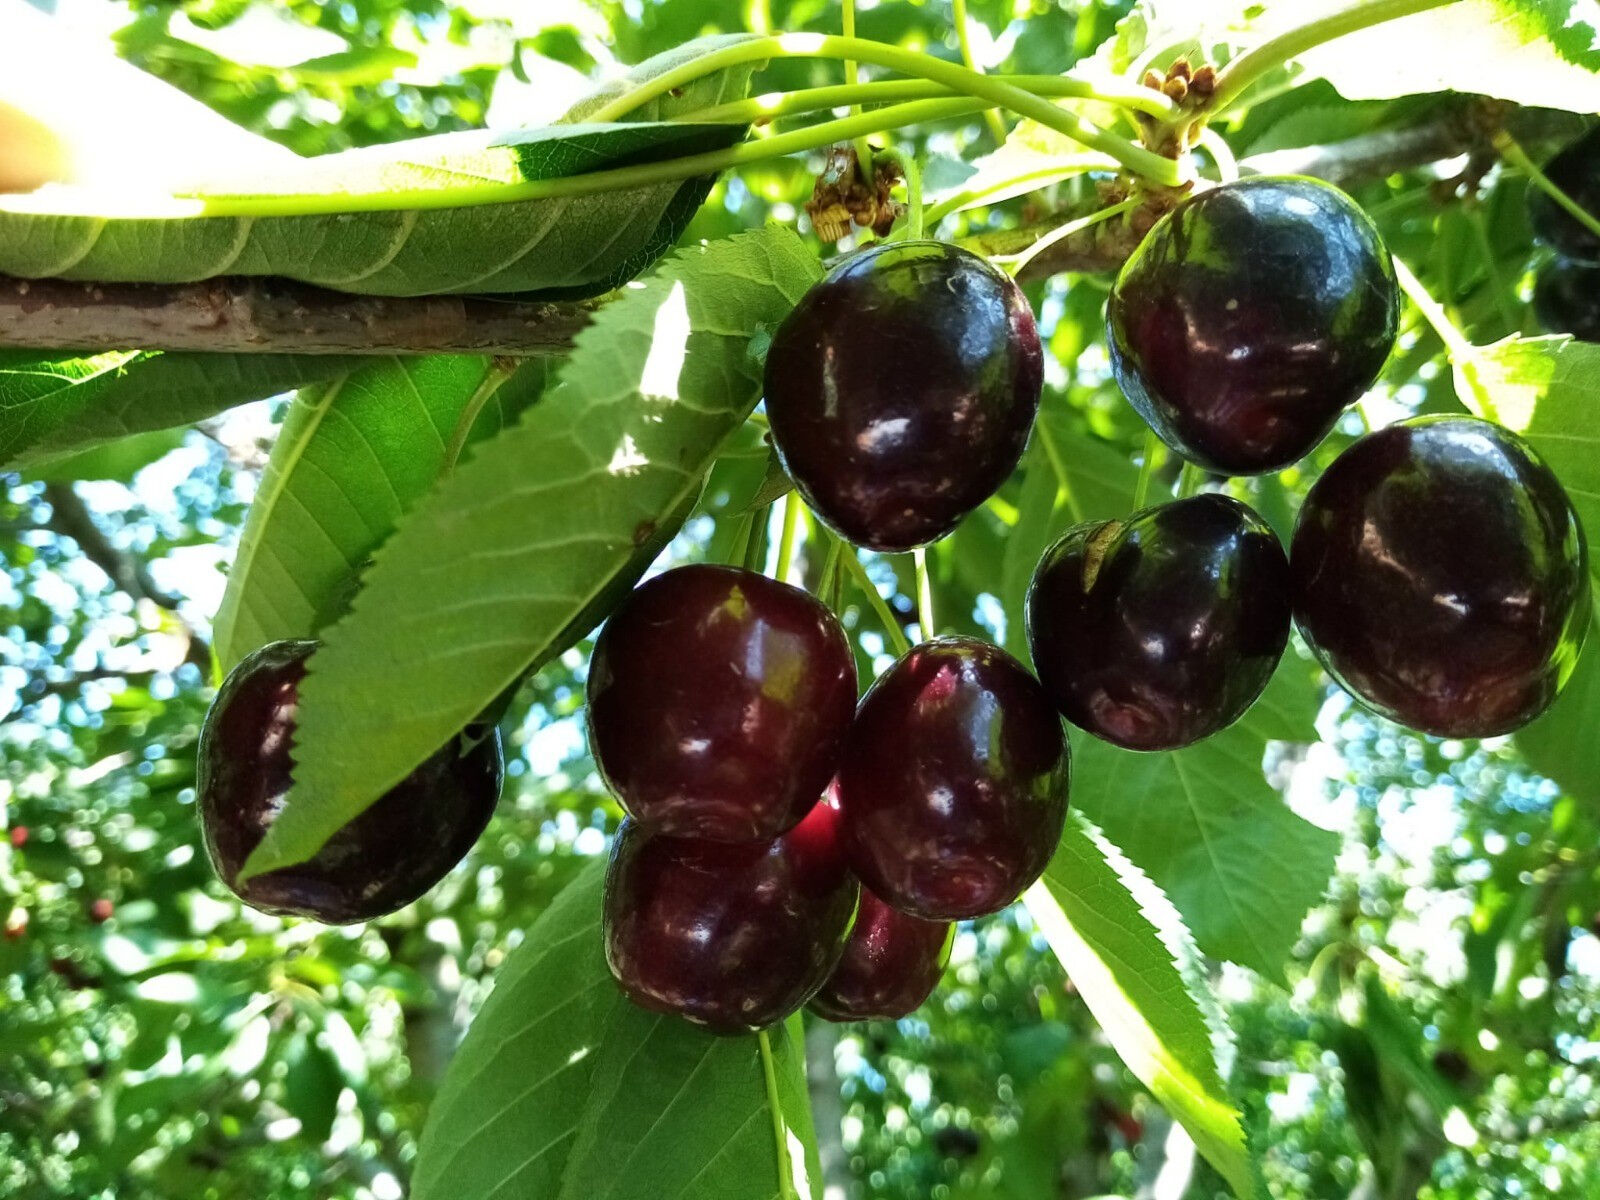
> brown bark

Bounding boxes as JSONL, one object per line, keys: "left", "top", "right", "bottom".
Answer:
{"left": 0, "top": 276, "right": 598, "bottom": 356}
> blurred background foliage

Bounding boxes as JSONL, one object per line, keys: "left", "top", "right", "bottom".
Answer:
{"left": 3, "top": 1, "right": 1600, "bottom": 1198}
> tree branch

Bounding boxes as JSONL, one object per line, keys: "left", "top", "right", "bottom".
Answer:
{"left": 0, "top": 276, "right": 598, "bottom": 356}
{"left": 43, "top": 482, "right": 181, "bottom": 610}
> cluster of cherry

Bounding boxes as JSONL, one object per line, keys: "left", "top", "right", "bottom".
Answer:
{"left": 194, "top": 168, "right": 1588, "bottom": 1040}
{"left": 1531, "top": 129, "right": 1600, "bottom": 343}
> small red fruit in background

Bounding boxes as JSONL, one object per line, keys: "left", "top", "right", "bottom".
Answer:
{"left": 89, "top": 898, "right": 114, "bottom": 924}
{"left": 8, "top": 826, "right": 27, "bottom": 849}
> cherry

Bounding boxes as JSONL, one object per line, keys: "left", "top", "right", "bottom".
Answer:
{"left": 1107, "top": 176, "right": 1399, "bottom": 475}
{"left": 8, "top": 826, "right": 26, "bottom": 849}
{"left": 1527, "top": 127, "right": 1600, "bottom": 264}
{"left": 1026, "top": 494, "right": 1291, "bottom": 751}
{"left": 1292, "top": 417, "right": 1589, "bottom": 737}
{"left": 587, "top": 564, "right": 857, "bottom": 843}
{"left": 763, "top": 240, "right": 1043, "bottom": 551}
{"left": 603, "top": 799, "right": 859, "bottom": 1034}
{"left": 835, "top": 637, "right": 1070, "bottom": 920}
{"left": 198, "top": 640, "right": 503, "bottom": 924}
{"left": 809, "top": 885, "right": 952, "bottom": 1022}
{"left": 1533, "top": 260, "right": 1600, "bottom": 342}
{"left": 88, "top": 898, "right": 113, "bottom": 924}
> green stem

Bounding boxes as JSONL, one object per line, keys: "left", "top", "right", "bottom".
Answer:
{"left": 1391, "top": 255, "right": 1474, "bottom": 361}
{"left": 191, "top": 97, "right": 994, "bottom": 218}
{"left": 1496, "top": 131, "right": 1600, "bottom": 249}
{"left": 1206, "top": 0, "right": 1464, "bottom": 116}
{"left": 842, "top": 0, "right": 874, "bottom": 176}
{"left": 441, "top": 360, "right": 518, "bottom": 473}
{"left": 739, "top": 506, "right": 771, "bottom": 571}
{"left": 1177, "top": 460, "right": 1206, "bottom": 499}
{"left": 1391, "top": 253, "right": 1497, "bottom": 419}
{"left": 840, "top": 549, "right": 913, "bottom": 657}
{"left": 1131, "top": 429, "right": 1163, "bottom": 511}
{"left": 952, "top": 0, "right": 1009, "bottom": 145}
{"left": 584, "top": 35, "right": 1182, "bottom": 186}
{"left": 1002, "top": 197, "right": 1140, "bottom": 276}
{"left": 912, "top": 546, "right": 936, "bottom": 638}
{"left": 757, "top": 1030, "right": 798, "bottom": 1200}
{"left": 816, "top": 535, "right": 844, "bottom": 600}
{"left": 922, "top": 158, "right": 1111, "bottom": 227}
{"left": 1196, "top": 127, "right": 1239, "bottom": 183}
{"left": 676, "top": 75, "right": 1158, "bottom": 124}
{"left": 877, "top": 148, "right": 924, "bottom": 239}
{"left": 773, "top": 491, "right": 801, "bottom": 582}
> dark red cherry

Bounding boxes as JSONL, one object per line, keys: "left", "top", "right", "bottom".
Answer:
{"left": 197, "top": 640, "right": 503, "bottom": 923}
{"left": 836, "top": 637, "right": 1069, "bottom": 920}
{"left": 587, "top": 564, "right": 857, "bottom": 842}
{"left": 1292, "top": 417, "right": 1589, "bottom": 737}
{"left": 1107, "top": 176, "right": 1399, "bottom": 475}
{"left": 1528, "top": 127, "right": 1600, "bottom": 264}
{"left": 809, "top": 886, "right": 952, "bottom": 1022}
{"left": 1534, "top": 259, "right": 1600, "bottom": 342}
{"left": 1026, "top": 494, "right": 1291, "bottom": 751}
{"left": 763, "top": 240, "right": 1043, "bottom": 551}
{"left": 603, "top": 801, "right": 859, "bottom": 1034}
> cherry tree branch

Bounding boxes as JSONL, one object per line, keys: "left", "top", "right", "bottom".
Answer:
{"left": 0, "top": 276, "right": 599, "bottom": 357}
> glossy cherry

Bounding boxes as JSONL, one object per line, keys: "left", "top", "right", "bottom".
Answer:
{"left": 763, "top": 240, "right": 1044, "bottom": 552}
{"left": 1528, "top": 127, "right": 1600, "bottom": 264}
{"left": 587, "top": 564, "right": 857, "bottom": 842}
{"left": 835, "top": 637, "right": 1070, "bottom": 921}
{"left": 1533, "top": 260, "right": 1600, "bottom": 342}
{"left": 1026, "top": 494, "right": 1291, "bottom": 751}
{"left": 1291, "top": 417, "right": 1589, "bottom": 737}
{"left": 603, "top": 801, "right": 859, "bottom": 1033}
{"left": 810, "top": 885, "right": 953, "bottom": 1022}
{"left": 1107, "top": 176, "right": 1399, "bottom": 475}
{"left": 198, "top": 640, "right": 503, "bottom": 923}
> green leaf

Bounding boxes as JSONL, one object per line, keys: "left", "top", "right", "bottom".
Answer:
{"left": 212, "top": 356, "right": 507, "bottom": 671}
{"left": 0, "top": 350, "right": 350, "bottom": 471}
{"left": 21, "top": 428, "right": 186, "bottom": 483}
{"left": 1026, "top": 813, "right": 1259, "bottom": 1200}
{"left": 240, "top": 226, "right": 822, "bottom": 880}
{"left": 1295, "top": 0, "right": 1600, "bottom": 114}
{"left": 282, "top": 1033, "right": 343, "bottom": 1145}
{"left": 1457, "top": 336, "right": 1600, "bottom": 568}
{"left": 0, "top": 38, "right": 759, "bottom": 298}
{"left": 1518, "top": 613, "right": 1600, "bottom": 805}
{"left": 1068, "top": 681, "right": 1338, "bottom": 980}
{"left": 413, "top": 862, "right": 820, "bottom": 1200}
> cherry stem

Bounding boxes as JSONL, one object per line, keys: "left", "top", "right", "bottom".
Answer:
{"left": 676, "top": 76, "right": 1165, "bottom": 125}
{"left": 922, "top": 157, "right": 1113, "bottom": 228}
{"left": 816, "top": 533, "right": 844, "bottom": 599}
{"left": 739, "top": 505, "right": 772, "bottom": 572}
{"left": 583, "top": 35, "right": 1183, "bottom": 187}
{"left": 773, "top": 491, "right": 802, "bottom": 582}
{"left": 951, "top": 0, "right": 1009, "bottom": 145}
{"left": 876, "top": 148, "right": 925, "bottom": 239}
{"left": 841, "top": 0, "right": 874, "bottom": 176}
{"left": 441, "top": 359, "right": 519, "bottom": 475}
{"left": 1131, "top": 430, "right": 1164, "bottom": 511}
{"left": 1391, "top": 254, "right": 1498, "bottom": 420}
{"left": 1001, "top": 197, "right": 1141, "bottom": 277}
{"left": 1205, "top": 0, "right": 1464, "bottom": 117}
{"left": 912, "top": 546, "right": 936, "bottom": 639}
{"left": 757, "top": 1029, "right": 799, "bottom": 1200}
{"left": 1177, "top": 460, "right": 1205, "bottom": 499}
{"left": 1495, "top": 131, "right": 1600, "bottom": 249}
{"left": 1196, "top": 127, "right": 1240, "bottom": 183}
{"left": 840, "top": 548, "right": 914, "bottom": 657}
